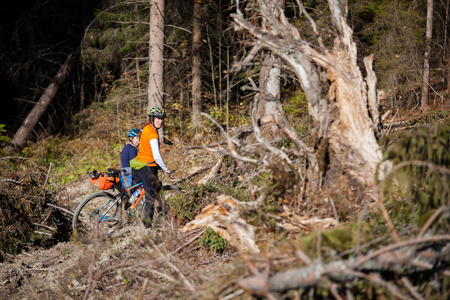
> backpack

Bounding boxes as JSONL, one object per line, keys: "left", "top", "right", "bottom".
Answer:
{"left": 89, "top": 170, "right": 120, "bottom": 190}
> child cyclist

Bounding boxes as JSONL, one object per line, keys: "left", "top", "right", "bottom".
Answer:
{"left": 120, "top": 128, "right": 141, "bottom": 189}
{"left": 132, "top": 107, "right": 171, "bottom": 228}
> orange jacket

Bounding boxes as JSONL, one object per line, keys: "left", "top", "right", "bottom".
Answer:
{"left": 137, "top": 124, "right": 158, "bottom": 166}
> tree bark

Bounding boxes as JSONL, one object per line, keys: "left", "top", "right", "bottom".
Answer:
{"left": 8, "top": 47, "right": 81, "bottom": 150}
{"left": 421, "top": 0, "right": 434, "bottom": 112}
{"left": 149, "top": 0, "right": 165, "bottom": 117}
{"left": 232, "top": 0, "right": 384, "bottom": 195}
{"left": 443, "top": 0, "right": 449, "bottom": 90}
{"left": 259, "top": 52, "right": 283, "bottom": 140}
{"left": 191, "top": 0, "right": 202, "bottom": 128}
{"left": 148, "top": 0, "right": 165, "bottom": 141}
{"left": 258, "top": 2, "right": 283, "bottom": 140}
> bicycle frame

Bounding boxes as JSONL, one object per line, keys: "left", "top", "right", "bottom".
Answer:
{"left": 95, "top": 182, "right": 144, "bottom": 223}
{"left": 124, "top": 182, "right": 145, "bottom": 210}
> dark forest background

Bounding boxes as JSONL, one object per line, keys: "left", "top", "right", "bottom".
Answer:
{"left": 1, "top": 0, "right": 448, "bottom": 142}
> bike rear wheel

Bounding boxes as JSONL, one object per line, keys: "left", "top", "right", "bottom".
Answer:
{"left": 72, "top": 191, "right": 123, "bottom": 244}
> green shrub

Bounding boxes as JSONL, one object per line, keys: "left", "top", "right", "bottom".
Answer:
{"left": 169, "top": 184, "right": 220, "bottom": 225}
{"left": 199, "top": 228, "right": 228, "bottom": 253}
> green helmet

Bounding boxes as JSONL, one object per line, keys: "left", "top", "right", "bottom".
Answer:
{"left": 148, "top": 107, "right": 166, "bottom": 119}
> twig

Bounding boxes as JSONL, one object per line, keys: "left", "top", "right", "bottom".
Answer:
{"left": 46, "top": 203, "right": 74, "bottom": 215}
{"left": 173, "top": 229, "right": 206, "bottom": 253}
{"left": 401, "top": 277, "right": 425, "bottom": 300}
{"left": 354, "top": 235, "right": 450, "bottom": 268}
{"left": 295, "top": 249, "right": 312, "bottom": 265}
{"left": 418, "top": 206, "right": 445, "bottom": 238}
{"left": 382, "top": 160, "right": 450, "bottom": 179}
{"left": 34, "top": 231, "right": 52, "bottom": 237}
{"left": 171, "top": 166, "right": 211, "bottom": 183}
{"left": 376, "top": 196, "right": 401, "bottom": 242}
{"left": 32, "top": 222, "right": 56, "bottom": 232}
{"left": 148, "top": 238, "right": 196, "bottom": 292}
{"left": 385, "top": 108, "right": 399, "bottom": 135}
{"left": 28, "top": 255, "right": 60, "bottom": 266}
{"left": 42, "top": 161, "right": 52, "bottom": 189}
{"left": 356, "top": 204, "right": 368, "bottom": 256}
{"left": 326, "top": 280, "right": 344, "bottom": 300}
{"left": 83, "top": 224, "right": 101, "bottom": 300}
{"left": 22, "top": 268, "right": 50, "bottom": 272}
{"left": 266, "top": 213, "right": 309, "bottom": 231}
{"left": 220, "top": 289, "right": 244, "bottom": 300}
{"left": 0, "top": 179, "right": 23, "bottom": 185}
{"left": 344, "top": 270, "right": 410, "bottom": 300}
{"left": 329, "top": 197, "right": 339, "bottom": 225}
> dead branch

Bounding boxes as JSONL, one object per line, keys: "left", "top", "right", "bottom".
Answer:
{"left": 259, "top": 113, "right": 316, "bottom": 165}
{"left": 0, "top": 179, "right": 24, "bottom": 185}
{"left": 418, "top": 206, "right": 446, "bottom": 238}
{"left": 83, "top": 224, "right": 101, "bottom": 300}
{"left": 237, "top": 236, "right": 450, "bottom": 295}
{"left": 266, "top": 213, "right": 310, "bottom": 231}
{"left": 363, "top": 54, "right": 380, "bottom": 131}
{"left": 42, "top": 161, "right": 52, "bottom": 189}
{"left": 171, "top": 166, "right": 211, "bottom": 183}
{"left": 31, "top": 222, "right": 56, "bottom": 232}
{"left": 34, "top": 231, "right": 52, "bottom": 237}
{"left": 46, "top": 203, "right": 74, "bottom": 216}
{"left": 147, "top": 238, "right": 196, "bottom": 292}
{"left": 198, "top": 156, "right": 223, "bottom": 185}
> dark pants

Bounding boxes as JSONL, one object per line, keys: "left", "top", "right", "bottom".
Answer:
{"left": 132, "top": 166, "right": 160, "bottom": 228}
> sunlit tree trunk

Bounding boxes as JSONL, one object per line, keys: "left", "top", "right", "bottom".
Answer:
{"left": 191, "top": 0, "right": 202, "bottom": 128}
{"left": 259, "top": 51, "right": 282, "bottom": 139}
{"left": 421, "top": 0, "right": 434, "bottom": 112}
{"left": 8, "top": 47, "right": 80, "bottom": 150}
{"left": 149, "top": 0, "right": 165, "bottom": 121}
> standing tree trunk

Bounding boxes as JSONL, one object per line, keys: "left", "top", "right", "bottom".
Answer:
{"left": 421, "top": 0, "right": 434, "bottom": 112}
{"left": 149, "top": 0, "right": 165, "bottom": 140}
{"left": 443, "top": 0, "right": 449, "bottom": 90}
{"left": 259, "top": 51, "right": 282, "bottom": 139}
{"left": 8, "top": 47, "right": 81, "bottom": 150}
{"left": 191, "top": 0, "right": 202, "bottom": 128}
{"left": 232, "top": 0, "right": 385, "bottom": 197}
{"left": 258, "top": 1, "right": 283, "bottom": 140}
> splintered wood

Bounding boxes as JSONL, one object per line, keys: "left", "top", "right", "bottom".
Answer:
{"left": 181, "top": 195, "right": 260, "bottom": 254}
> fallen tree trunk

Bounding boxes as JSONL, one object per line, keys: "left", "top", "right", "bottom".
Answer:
{"left": 8, "top": 47, "right": 81, "bottom": 150}
{"left": 237, "top": 236, "right": 450, "bottom": 297}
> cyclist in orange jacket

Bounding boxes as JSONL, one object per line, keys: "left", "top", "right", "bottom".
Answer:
{"left": 133, "top": 107, "right": 171, "bottom": 228}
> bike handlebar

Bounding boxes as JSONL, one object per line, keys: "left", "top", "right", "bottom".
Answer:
{"left": 166, "top": 170, "right": 175, "bottom": 178}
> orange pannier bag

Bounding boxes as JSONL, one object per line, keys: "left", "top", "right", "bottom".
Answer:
{"left": 89, "top": 171, "right": 120, "bottom": 190}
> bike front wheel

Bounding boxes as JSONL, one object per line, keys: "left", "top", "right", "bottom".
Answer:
{"left": 72, "top": 191, "right": 123, "bottom": 244}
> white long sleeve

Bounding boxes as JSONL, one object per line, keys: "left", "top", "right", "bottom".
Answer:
{"left": 150, "top": 138, "right": 168, "bottom": 172}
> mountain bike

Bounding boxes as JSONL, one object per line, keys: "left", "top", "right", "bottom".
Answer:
{"left": 72, "top": 168, "right": 181, "bottom": 244}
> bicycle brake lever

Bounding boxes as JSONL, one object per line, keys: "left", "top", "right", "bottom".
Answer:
{"left": 167, "top": 170, "right": 175, "bottom": 178}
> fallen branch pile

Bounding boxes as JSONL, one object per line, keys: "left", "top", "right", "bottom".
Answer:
{"left": 0, "top": 156, "right": 72, "bottom": 259}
